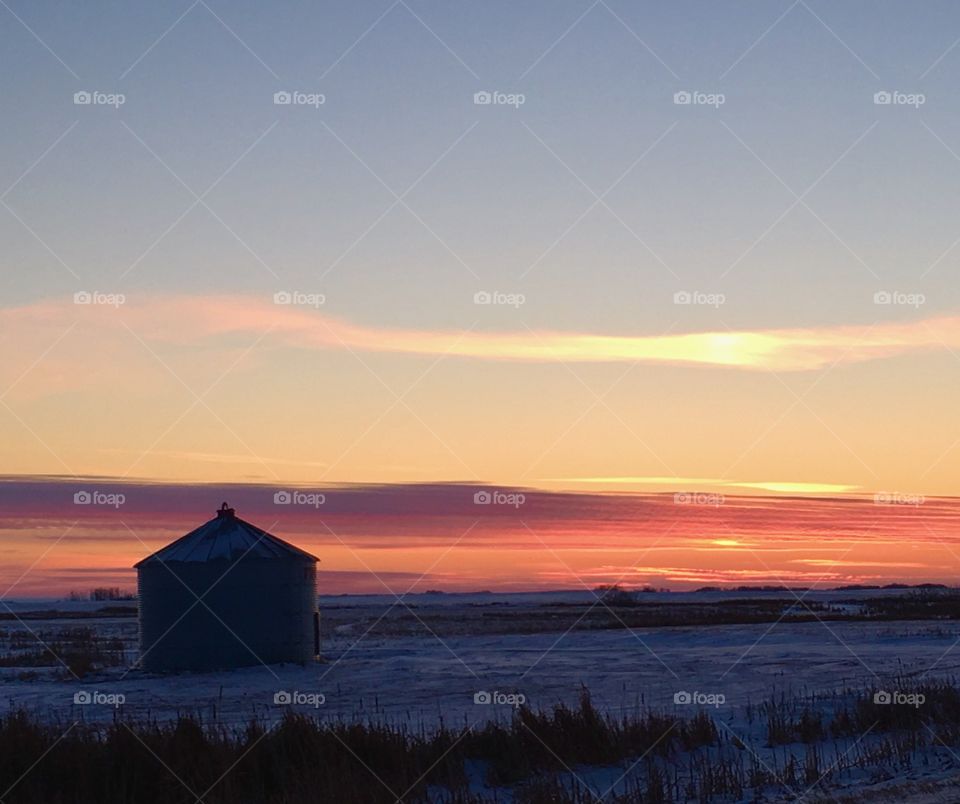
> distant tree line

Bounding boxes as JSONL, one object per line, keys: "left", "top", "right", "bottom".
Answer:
{"left": 67, "top": 587, "right": 136, "bottom": 602}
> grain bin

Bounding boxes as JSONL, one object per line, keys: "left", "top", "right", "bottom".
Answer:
{"left": 135, "top": 503, "right": 319, "bottom": 672}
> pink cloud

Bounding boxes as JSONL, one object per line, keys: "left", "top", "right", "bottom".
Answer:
{"left": 3, "top": 293, "right": 960, "bottom": 402}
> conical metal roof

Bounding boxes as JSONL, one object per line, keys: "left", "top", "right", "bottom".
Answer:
{"left": 134, "top": 503, "right": 319, "bottom": 566}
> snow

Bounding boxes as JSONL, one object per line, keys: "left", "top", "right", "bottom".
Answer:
{"left": 136, "top": 507, "right": 317, "bottom": 565}
{"left": 0, "top": 592, "right": 956, "bottom": 725}
{"left": 2, "top": 590, "right": 959, "bottom": 800}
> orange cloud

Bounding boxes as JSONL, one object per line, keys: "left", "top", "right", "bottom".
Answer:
{"left": 540, "top": 477, "right": 860, "bottom": 494}
{"left": 3, "top": 295, "right": 960, "bottom": 397}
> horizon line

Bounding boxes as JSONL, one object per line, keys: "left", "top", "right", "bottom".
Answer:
{"left": 5, "top": 581, "right": 956, "bottom": 603}
{"left": 0, "top": 473, "right": 947, "bottom": 502}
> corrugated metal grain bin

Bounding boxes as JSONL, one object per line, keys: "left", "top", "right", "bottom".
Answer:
{"left": 135, "top": 503, "right": 319, "bottom": 672}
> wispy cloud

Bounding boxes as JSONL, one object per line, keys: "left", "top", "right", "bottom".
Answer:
{"left": 99, "top": 448, "right": 328, "bottom": 469}
{"left": 540, "top": 476, "right": 860, "bottom": 494}
{"left": 1, "top": 478, "right": 958, "bottom": 595}
{"left": 4, "top": 295, "right": 960, "bottom": 397}
{"left": 789, "top": 559, "right": 931, "bottom": 568}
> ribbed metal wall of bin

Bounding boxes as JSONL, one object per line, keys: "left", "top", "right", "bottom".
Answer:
{"left": 135, "top": 503, "right": 318, "bottom": 672}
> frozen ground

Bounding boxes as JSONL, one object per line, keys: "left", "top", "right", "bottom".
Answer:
{"left": 2, "top": 590, "right": 960, "bottom": 801}
{"left": 0, "top": 590, "right": 957, "bottom": 725}
{"left": 7, "top": 618, "right": 957, "bottom": 722}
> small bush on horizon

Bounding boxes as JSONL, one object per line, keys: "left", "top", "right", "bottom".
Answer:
{"left": 594, "top": 584, "right": 640, "bottom": 606}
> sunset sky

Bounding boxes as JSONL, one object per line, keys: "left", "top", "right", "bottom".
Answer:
{"left": 4, "top": 2, "right": 960, "bottom": 594}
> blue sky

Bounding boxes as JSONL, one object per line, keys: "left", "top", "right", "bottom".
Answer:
{"left": 6, "top": 0, "right": 960, "bottom": 333}
{"left": 5, "top": 2, "right": 960, "bottom": 496}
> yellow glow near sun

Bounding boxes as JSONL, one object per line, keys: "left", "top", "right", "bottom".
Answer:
{"left": 539, "top": 477, "right": 860, "bottom": 495}
{"left": 734, "top": 482, "right": 860, "bottom": 494}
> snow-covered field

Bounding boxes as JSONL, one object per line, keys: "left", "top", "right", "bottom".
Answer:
{"left": 3, "top": 590, "right": 960, "bottom": 801}
{"left": 1, "top": 590, "right": 957, "bottom": 724}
